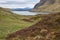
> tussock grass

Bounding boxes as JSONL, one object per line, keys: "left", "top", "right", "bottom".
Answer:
{"left": 0, "top": 8, "right": 34, "bottom": 40}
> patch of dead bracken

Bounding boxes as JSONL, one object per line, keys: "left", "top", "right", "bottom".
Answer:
{"left": 6, "top": 12, "right": 60, "bottom": 40}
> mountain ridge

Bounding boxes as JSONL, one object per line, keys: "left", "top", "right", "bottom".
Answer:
{"left": 31, "top": 0, "right": 60, "bottom": 12}
{"left": 11, "top": 7, "right": 32, "bottom": 11}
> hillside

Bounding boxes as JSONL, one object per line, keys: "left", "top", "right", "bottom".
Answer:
{"left": 0, "top": 7, "right": 34, "bottom": 40}
{"left": 31, "top": 0, "right": 60, "bottom": 12}
{"left": 6, "top": 12, "right": 60, "bottom": 40}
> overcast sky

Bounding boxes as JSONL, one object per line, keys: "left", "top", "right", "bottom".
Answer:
{"left": 0, "top": 0, "right": 40, "bottom": 8}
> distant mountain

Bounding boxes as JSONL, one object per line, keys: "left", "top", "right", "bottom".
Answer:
{"left": 11, "top": 7, "right": 32, "bottom": 11}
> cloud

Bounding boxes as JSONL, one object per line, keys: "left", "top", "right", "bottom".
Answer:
{"left": 0, "top": 1, "right": 7, "bottom": 3}
{"left": 0, "top": 0, "right": 40, "bottom": 8}
{"left": 0, "top": 4, "right": 35, "bottom": 8}
{"left": 0, "top": 0, "right": 29, "bottom": 2}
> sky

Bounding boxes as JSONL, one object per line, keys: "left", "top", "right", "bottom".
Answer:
{"left": 0, "top": 0, "right": 40, "bottom": 8}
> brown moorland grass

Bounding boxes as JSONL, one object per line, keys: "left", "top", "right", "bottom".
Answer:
{"left": 6, "top": 12, "right": 60, "bottom": 40}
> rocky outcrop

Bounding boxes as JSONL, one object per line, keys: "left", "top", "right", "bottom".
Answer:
{"left": 32, "top": 0, "right": 60, "bottom": 12}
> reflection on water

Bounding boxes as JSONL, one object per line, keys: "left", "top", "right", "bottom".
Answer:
{"left": 12, "top": 11, "right": 49, "bottom": 15}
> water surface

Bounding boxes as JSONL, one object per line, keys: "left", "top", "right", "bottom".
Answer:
{"left": 12, "top": 11, "right": 49, "bottom": 15}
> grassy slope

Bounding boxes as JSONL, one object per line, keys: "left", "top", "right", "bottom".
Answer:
{"left": 6, "top": 12, "right": 60, "bottom": 40}
{"left": 39, "top": 4, "right": 60, "bottom": 12}
{"left": 0, "top": 8, "right": 34, "bottom": 40}
{"left": 32, "top": 4, "right": 60, "bottom": 12}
